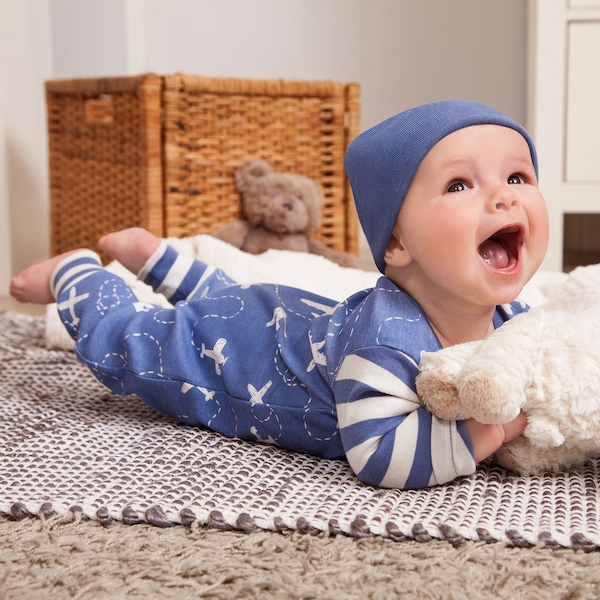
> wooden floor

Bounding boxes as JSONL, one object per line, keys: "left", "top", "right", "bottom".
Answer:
{"left": 0, "top": 296, "right": 45, "bottom": 315}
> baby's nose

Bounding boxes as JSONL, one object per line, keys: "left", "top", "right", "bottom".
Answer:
{"left": 492, "top": 186, "right": 518, "bottom": 210}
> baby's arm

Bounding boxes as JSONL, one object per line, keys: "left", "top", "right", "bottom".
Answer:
{"left": 417, "top": 340, "right": 529, "bottom": 460}
{"left": 333, "top": 347, "right": 476, "bottom": 489}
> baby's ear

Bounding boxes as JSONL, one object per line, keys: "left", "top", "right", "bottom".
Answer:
{"left": 383, "top": 230, "right": 411, "bottom": 268}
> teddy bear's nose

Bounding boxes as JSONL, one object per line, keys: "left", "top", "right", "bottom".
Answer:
{"left": 283, "top": 202, "right": 293, "bottom": 211}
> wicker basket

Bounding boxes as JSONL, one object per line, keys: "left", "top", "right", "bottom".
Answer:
{"left": 46, "top": 73, "right": 361, "bottom": 260}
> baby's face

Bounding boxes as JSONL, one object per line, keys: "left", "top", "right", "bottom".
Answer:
{"left": 387, "top": 124, "right": 549, "bottom": 310}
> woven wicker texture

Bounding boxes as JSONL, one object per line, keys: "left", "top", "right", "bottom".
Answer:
{"left": 46, "top": 74, "right": 360, "bottom": 259}
{"left": 46, "top": 75, "right": 164, "bottom": 258}
{"left": 2, "top": 310, "right": 600, "bottom": 552}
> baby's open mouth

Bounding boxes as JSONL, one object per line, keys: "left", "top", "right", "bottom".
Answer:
{"left": 478, "top": 226, "right": 523, "bottom": 269}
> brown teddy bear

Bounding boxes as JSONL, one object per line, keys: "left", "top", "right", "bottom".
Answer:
{"left": 212, "top": 159, "right": 359, "bottom": 268}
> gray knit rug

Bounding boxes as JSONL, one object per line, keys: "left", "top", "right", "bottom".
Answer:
{"left": 2, "top": 310, "right": 599, "bottom": 551}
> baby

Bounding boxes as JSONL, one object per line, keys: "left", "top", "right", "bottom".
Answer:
{"left": 10, "top": 100, "right": 549, "bottom": 489}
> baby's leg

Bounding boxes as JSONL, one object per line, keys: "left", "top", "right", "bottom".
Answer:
{"left": 10, "top": 249, "right": 92, "bottom": 305}
{"left": 99, "top": 227, "right": 238, "bottom": 305}
{"left": 45, "top": 252, "right": 174, "bottom": 401}
{"left": 139, "top": 241, "right": 238, "bottom": 304}
{"left": 10, "top": 228, "right": 153, "bottom": 305}
{"left": 12, "top": 249, "right": 128, "bottom": 354}
{"left": 14, "top": 248, "right": 243, "bottom": 440}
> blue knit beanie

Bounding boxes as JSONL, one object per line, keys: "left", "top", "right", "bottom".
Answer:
{"left": 344, "top": 100, "right": 539, "bottom": 273}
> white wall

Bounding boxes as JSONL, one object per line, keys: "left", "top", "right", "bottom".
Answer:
{"left": 0, "top": 0, "right": 53, "bottom": 288}
{"left": 51, "top": 0, "right": 128, "bottom": 78}
{"left": 0, "top": 0, "right": 528, "bottom": 288}
{"left": 0, "top": 62, "right": 10, "bottom": 294}
{"left": 124, "top": 0, "right": 528, "bottom": 131}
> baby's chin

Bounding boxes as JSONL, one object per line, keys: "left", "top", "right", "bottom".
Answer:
{"left": 493, "top": 281, "right": 528, "bottom": 304}
{"left": 480, "top": 276, "right": 529, "bottom": 308}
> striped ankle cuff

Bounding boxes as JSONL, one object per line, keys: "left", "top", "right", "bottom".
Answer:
{"left": 50, "top": 250, "right": 102, "bottom": 299}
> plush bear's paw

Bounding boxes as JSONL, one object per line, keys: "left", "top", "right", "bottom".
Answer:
{"left": 417, "top": 346, "right": 482, "bottom": 420}
{"left": 457, "top": 373, "right": 525, "bottom": 424}
{"left": 416, "top": 369, "right": 470, "bottom": 421}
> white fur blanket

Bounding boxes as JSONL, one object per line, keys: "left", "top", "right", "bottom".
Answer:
{"left": 45, "top": 235, "right": 567, "bottom": 349}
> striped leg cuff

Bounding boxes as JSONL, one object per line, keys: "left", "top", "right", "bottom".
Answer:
{"left": 50, "top": 250, "right": 103, "bottom": 300}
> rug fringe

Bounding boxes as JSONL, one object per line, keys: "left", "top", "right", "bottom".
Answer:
{"left": 4, "top": 501, "right": 599, "bottom": 552}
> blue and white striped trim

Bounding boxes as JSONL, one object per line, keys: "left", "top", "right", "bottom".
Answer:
{"left": 50, "top": 250, "right": 102, "bottom": 299}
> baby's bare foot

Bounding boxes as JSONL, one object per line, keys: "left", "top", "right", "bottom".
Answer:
{"left": 9, "top": 250, "right": 81, "bottom": 305}
{"left": 99, "top": 228, "right": 161, "bottom": 275}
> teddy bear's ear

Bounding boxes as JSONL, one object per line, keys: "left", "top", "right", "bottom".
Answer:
{"left": 235, "top": 159, "right": 274, "bottom": 192}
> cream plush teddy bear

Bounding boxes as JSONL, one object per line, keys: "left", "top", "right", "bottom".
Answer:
{"left": 416, "top": 263, "right": 600, "bottom": 475}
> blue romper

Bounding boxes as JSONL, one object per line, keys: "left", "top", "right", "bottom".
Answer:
{"left": 51, "top": 242, "right": 528, "bottom": 489}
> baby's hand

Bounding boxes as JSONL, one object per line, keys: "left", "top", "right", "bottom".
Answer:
{"left": 466, "top": 411, "right": 527, "bottom": 463}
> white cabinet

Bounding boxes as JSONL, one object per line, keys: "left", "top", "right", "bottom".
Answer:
{"left": 528, "top": 0, "right": 600, "bottom": 271}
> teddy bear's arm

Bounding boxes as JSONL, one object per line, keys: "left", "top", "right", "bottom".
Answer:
{"left": 212, "top": 220, "right": 251, "bottom": 248}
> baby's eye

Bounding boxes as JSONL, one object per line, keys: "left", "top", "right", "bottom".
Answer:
{"left": 447, "top": 181, "right": 468, "bottom": 193}
{"left": 508, "top": 173, "right": 526, "bottom": 184}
